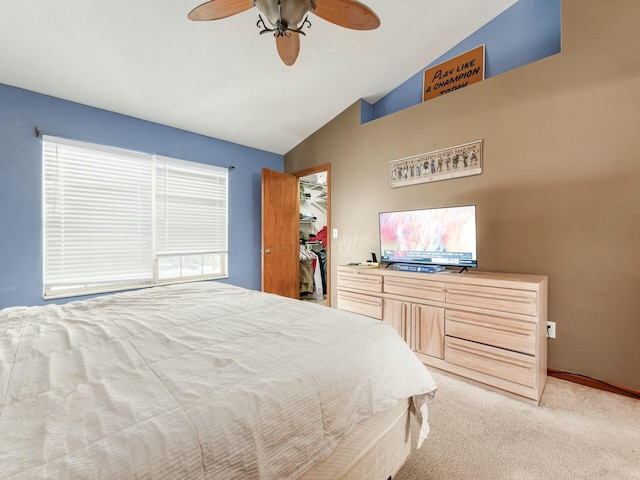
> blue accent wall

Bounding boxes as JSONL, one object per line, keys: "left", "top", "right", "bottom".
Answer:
{"left": 364, "top": 0, "right": 561, "bottom": 123}
{"left": 0, "top": 83, "right": 283, "bottom": 308}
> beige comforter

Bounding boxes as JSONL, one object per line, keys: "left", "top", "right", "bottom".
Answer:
{"left": 0, "top": 282, "right": 437, "bottom": 479}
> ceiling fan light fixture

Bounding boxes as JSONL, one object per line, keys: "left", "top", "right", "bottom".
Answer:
{"left": 254, "top": 0, "right": 313, "bottom": 32}
{"left": 187, "top": 0, "right": 379, "bottom": 66}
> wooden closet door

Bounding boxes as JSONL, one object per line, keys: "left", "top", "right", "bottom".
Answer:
{"left": 261, "top": 168, "right": 299, "bottom": 298}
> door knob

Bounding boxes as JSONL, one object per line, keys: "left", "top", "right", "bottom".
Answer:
{"left": 265, "top": 248, "right": 271, "bottom": 254}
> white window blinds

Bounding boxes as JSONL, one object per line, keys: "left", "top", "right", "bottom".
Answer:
{"left": 42, "top": 136, "right": 228, "bottom": 299}
{"left": 155, "top": 156, "right": 228, "bottom": 255}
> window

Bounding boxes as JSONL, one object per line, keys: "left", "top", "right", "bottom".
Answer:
{"left": 43, "top": 136, "right": 228, "bottom": 299}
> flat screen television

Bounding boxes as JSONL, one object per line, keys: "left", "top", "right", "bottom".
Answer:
{"left": 379, "top": 205, "right": 477, "bottom": 268}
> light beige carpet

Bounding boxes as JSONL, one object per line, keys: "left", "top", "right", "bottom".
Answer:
{"left": 395, "top": 371, "right": 640, "bottom": 479}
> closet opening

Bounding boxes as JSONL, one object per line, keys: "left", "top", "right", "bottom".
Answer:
{"left": 295, "top": 164, "right": 330, "bottom": 307}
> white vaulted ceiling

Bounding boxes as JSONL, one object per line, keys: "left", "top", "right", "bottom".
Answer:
{"left": 0, "top": 0, "right": 517, "bottom": 154}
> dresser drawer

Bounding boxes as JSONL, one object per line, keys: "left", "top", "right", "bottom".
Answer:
{"left": 446, "top": 284, "right": 538, "bottom": 316}
{"left": 337, "top": 291, "right": 383, "bottom": 320}
{"left": 445, "top": 337, "right": 536, "bottom": 388}
{"left": 384, "top": 276, "right": 445, "bottom": 302}
{"left": 445, "top": 308, "right": 536, "bottom": 355}
{"left": 337, "top": 271, "right": 382, "bottom": 293}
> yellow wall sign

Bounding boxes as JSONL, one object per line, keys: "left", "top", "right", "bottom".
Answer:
{"left": 423, "top": 45, "right": 485, "bottom": 102}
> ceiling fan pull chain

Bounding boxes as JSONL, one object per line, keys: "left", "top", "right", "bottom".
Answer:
{"left": 277, "top": 0, "right": 284, "bottom": 30}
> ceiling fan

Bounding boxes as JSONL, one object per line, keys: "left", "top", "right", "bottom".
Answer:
{"left": 188, "top": 0, "right": 380, "bottom": 66}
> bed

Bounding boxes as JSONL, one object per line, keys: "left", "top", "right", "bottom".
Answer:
{"left": 0, "top": 281, "right": 437, "bottom": 479}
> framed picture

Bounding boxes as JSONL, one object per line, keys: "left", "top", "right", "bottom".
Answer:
{"left": 389, "top": 140, "right": 482, "bottom": 188}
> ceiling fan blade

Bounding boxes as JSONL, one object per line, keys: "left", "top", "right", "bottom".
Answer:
{"left": 188, "top": 0, "right": 253, "bottom": 21}
{"left": 276, "top": 32, "right": 301, "bottom": 66}
{"left": 313, "top": 0, "right": 380, "bottom": 30}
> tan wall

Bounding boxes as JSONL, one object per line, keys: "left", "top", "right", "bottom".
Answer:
{"left": 285, "top": 0, "right": 640, "bottom": 390}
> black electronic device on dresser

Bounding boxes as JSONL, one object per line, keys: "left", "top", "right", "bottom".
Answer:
{"left": 379, "top": 205, "right": 477, "bottom": 270}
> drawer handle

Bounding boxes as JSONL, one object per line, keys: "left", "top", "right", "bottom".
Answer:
{"left": 342, "top": 296, "right": 381, "bottom": 307}
{"left": 361, "top": 298, "right": 382, "bottom": 307}
{"left": 387, "top": 280, "right": 443, "bottom": 292}
{"left": 447, "top": 317, "right": 533, "bottom": 336}
{"left": 343, "top": 275, "right": 378, "bottom": 283}
{"left": 447, "top": 343, "right": 533, "bottom": 368}
{"left": 448, "top": 289, "right": 533, "bottom": 304}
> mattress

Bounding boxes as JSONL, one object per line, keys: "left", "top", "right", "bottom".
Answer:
{"left": 0, "top": 281, "right": 437, "bottom": 479}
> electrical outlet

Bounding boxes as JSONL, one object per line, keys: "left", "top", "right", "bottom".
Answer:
{"left": 547, "top": 321, "right": 556, "bottom": 339}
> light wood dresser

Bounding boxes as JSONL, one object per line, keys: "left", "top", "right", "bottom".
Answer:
{"left": 337, "top": 265, "right": 548, "bottom": 404}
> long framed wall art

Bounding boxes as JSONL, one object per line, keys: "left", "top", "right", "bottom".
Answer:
{"left": 389, "top": 140, "right": 482, "bottom": 189}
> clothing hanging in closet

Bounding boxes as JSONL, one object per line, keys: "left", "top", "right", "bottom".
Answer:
{"left": 299, "top": 246, "right": 323, "bottom": 301}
